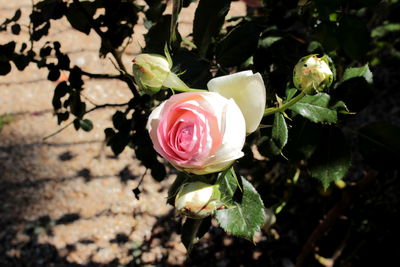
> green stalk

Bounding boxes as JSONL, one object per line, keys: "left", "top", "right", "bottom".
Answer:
{"left": 264, "top": 89, "right": 308, "bottom": 117}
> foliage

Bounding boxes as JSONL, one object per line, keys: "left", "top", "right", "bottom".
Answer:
{"left": 1, "top": 0, "right": 400, "bottom": 265}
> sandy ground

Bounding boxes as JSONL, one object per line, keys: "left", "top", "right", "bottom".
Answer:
{"left": 0, "top": 1, "right": 245, "bottom": 265}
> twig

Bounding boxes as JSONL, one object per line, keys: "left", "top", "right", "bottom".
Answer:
{"left": 72, "top": 0, "right": 139, "bottom": 97}
{"left": 85, "top": 102, "right": 129, "bottom": 114}
{"left": 43, "top": 121, "right": 74, "bottom": 141}
{"left": 295, "top": 171, "right": 378, "bottom": 267}
{"left": 43, "top": 102, "right": 129, "bottom": 141}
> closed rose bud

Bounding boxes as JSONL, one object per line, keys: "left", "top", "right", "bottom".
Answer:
{"left": 175, "top": 182, "right": 222, "bottom": 219}
{"left": 293, "top": 55, "right": 334, "bottom": 92}
{"left": 132, "top": 54, "right": 188, "bottom": 95}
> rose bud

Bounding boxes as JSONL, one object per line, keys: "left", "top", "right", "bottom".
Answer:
{"left": 175, "top": 182, "right": 222, "bottom": 219}
{"left": 132, "top": 54, "right": 188, "bottom": 95}
{"left": 293, "top": 55, "right": 334, "bottom": 92}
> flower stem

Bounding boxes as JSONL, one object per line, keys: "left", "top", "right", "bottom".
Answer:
{"left": 264, "top": 89, "right": 307, "bottom": 116}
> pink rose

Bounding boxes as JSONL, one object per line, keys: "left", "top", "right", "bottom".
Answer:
{"left": 147, "top": 92, "right": 246, "bottom": 175}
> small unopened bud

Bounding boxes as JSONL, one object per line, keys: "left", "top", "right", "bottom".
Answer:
{"left": 132, "top": 54, "right": 171, "bottom": 95}
{"left": 293, "top": 55, "right": 334, "bottom": 92}
{"left": 175, "top": 182, "right": 222, "bottom": 219}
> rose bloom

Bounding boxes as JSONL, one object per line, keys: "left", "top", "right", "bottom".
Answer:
{"left": 147, "top": 71, "right": 266, "bottom": 174}
{"left": 147, "top": 92, "right": 246, "bottom": 174}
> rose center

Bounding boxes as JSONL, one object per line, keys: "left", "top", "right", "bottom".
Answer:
{"left": 177, "top": 124, "right": 196, "bottom": 152}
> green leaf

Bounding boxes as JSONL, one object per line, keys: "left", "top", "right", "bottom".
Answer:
{"left": 308, "top": 127, "right": 351, "bottom": 189}
{"left": 215, "top": 169, "right": 266, "bottom": 240}
{"left": 371, "top": 23, "right": 400, "bottom": 39}
{"left": 289, "top": 93, "right": 338, "bottom": 123}
{"left": 341, "top": 65, "right": 373, "bottom": 84}
{"left": 285, "top": 88, "right": 297, "bottom": 101}
{"left": 216, "top": 22, "right": 260, "bottom": 67}
{"left": 181, "top": 217, "right": 211, "bottom": 252}
{"left": 193, "top": 0, "right": 231, "bottom": 57}
{"left": 79, "top": 119, "right": 93, "bottom": 132}
{"left": 287, "top": 119, "right": 322, "bottom": 160}
{"left": 267, "top": 112, "right": 288, "bottom": 155}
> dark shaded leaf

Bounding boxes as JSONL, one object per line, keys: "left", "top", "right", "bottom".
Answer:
{"left": 73, "top": 118, "right": 80, "bottom": 130}
{"left": 56, "top": 111, "right": 69, "bottom": 124}
{"left": 150, "top": 162, "right": 166, "bottom": 182}
{"left": 0, "top": 42, "right": 16, "bottom": 60}
{"left": 47, "top": 68, "right": 60, "bottom": 81}
{"left": 216, "top": 22, "right": 260, "bottom": 67}
{"left": 31, "top": 22, "right": 51, "bottom": 41}
{"left": 358, "top": 122, "right": 400, "bottom": 169}
{"left": 0, "top": 61, "right": 12, "bottom": 75}
{"left": 52, "top": 82, "right": 69, "bottom": 110}
{"left": 308, "top": 127, "right": 351, "bottom": 189}
{"left": 144, "top": 15, "right": 179, "bottom": 54}
{"left": 65, "top": 1, "right": 96, "bottom": 35}
{"left": 182, "top": 217, "right": 211, "bottom": 252}
{"left": 193, "top": 0, "right": 231, "bottom": 56}
{"left": 334, "top": 65, "right": 373, "bottom": 112}
{"left": 69, "top": 66, "right": 83, "bottom": 89}
{"left": 40, "top": 46, "right": 52, "bottom": 58}
{"left": 132, "top": 187, "right": 141, "bottom": 200}
{"left": 11, "top": 9, "right": 22, "bottom": 22}
{"left": 11, "top": 24, "right": 21, "bottom": 35}
{"left": 109, "top": 132, "right": 129, "bottom": 155}
{"left": 112, "top": 111, "right": 130, "bottom": 132}
{"left": 12, "top": 54, "right": 30, "bottom": 71}
{"left": 338, "top": 16, "right": 370, "bottom": 60}
{"left": 287, "top": 119, "right": 322, "bottom": 160}
{"left": 314, "top": 22, "right": 339, "bottom": 52}
{"left": 167, "top": 173, "right": 189, "bottom": 205}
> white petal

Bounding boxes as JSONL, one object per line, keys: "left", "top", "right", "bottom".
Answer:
{"left": 207, "top": 71, "right": 266, "bottom": 133}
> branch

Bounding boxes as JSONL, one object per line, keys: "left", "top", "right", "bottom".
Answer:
{"left": 295, "top": 171, "right": 378, "bottom": 267}
{"left": 72, "top": 0, "right": 139, "bottom": 97}
{"left": 43, "top": 102, "right": 129, "bottom": 141}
